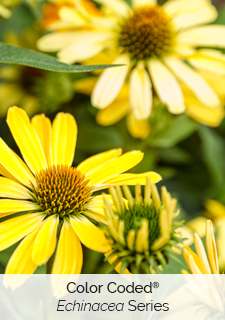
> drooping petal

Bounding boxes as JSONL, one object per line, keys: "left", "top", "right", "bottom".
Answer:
{"left": 32, "top": 215, "right": 59, "bottom": 266}
{"left": 97, "top": 172, "right": 162, "bottom": 191}
{"left": 91, "top": 55, "right": 130, "bottom": 109}
{"left": 206, "top": 220, "right": 219, "bottom": 274}
{"left": 148, "top": 59, "right": 185, "bottom": 114}
{"left": 96, "top": 100, "right": 130, "bottom": 126}
{"left": 0, "top": 200, "right": 39, "bottom": 218}
{"left": 178, "top": 25, "right": 225, "bottom": 48}
{"left": 188, "top": 50, "right": 225, "bottom": 76}
{"left": 70, "top": 215, "right": 111, "bottom": 252}
{"left": 96, "top": 0, "right": 131, "bottom": 17}
{"left": 5, "top": 227, "right": 40, "bottom": 275}
{"left": 0, "top": 138, "right": 35, "bottom": 186}
{"left": 7, "top": 107, "right": 47, "bottom": 174}
{"left": 0, "top": 177, "right": 31, "bottom": 199}
{"left": 51, "top": 113, "right": 77, "bottom": 167}
{"left": 31, "top": 114, "right": 52, "bottom": 166}
{"left": 163, "top": 0, "right": 217, "bottom": 30}
{"left": 132, "top": 0, "right": 157, "bottom": 7}
{"left": 77, "top": 149, "right": 122, "bottom": 177}
{"left": 185, "top": 99, "right": 224, "bottom": 127}
{"left": 164, "top": 57, "right": 220, "bottom": 108}
{"left": 37, "top": 31, "right": 86, "bottom": 52}
{"left": 126, "top": 113, "right": 151, "bottom": 140}
{"left": 87, "top": 151, "right": 144, "bottom": 187}
{"left": 58, "top": 32, "right": 111, "bottom": 64}
{"left": 0, "top": 213, "right": 44, "bottom": 251}
{"left": 52, "top": 220, "right": 83, "bottom": 274}
{"left": 129, "top": 63, "right": 152, "bottom": 120}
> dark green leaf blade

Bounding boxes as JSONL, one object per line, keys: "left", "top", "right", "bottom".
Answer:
{"left": 0, "top": 42, "right": 123, "bottom": 73}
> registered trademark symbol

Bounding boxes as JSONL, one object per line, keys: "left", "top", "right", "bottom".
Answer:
{"left": 153, "top": 282, "right": 159, "bottom": 289}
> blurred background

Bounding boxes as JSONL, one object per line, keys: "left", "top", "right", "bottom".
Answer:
{"left": 0, "top": 0, "right": 225, "bottom": 274}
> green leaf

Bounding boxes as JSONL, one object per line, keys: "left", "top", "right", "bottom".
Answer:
{"left": 77, "top": 124, "right": 123, "bottom": 153}
{"left": 0, "top": 42, "right": 123, "bottom": 73}
{"left": 199, "top": 126, "right": 225, "bottom": 186}
{"left": 149, "top": 114, "right": 199, "bottom": 148}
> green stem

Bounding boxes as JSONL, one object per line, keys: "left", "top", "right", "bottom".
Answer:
{"left": 46, "top": 254, "right": 55, "bottom": 274}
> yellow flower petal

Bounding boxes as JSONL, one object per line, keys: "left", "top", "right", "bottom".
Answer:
{"left": 179, "top": 25, "right": 225, "bottom": 48}
{"left": 186, "top": 103, "right": 224, "bottom": 127}
{"left": 165, "top": 57, "right": 220, "bottom": 108}
{"left": 205, "top": 199, "right": 225, "bottom": 219}
{"left": 188, "top": 50, "right": 225, "bottom": 76}
{"left": 0, "top": 138, "right": 35, "bottom": 186}
{"left": 87, "top": 195, "right": 114, "bottom": 220}
{"left": 5, "top": 226, "right": 40, "bottom": 274}
{"left": 37, "top": 32, "right": 81, "bottom": 52}
{"left": 0, "top": 213, "right": 44, "bottom": 251}
{"left": 126, "top": 113, "right": 151, "bottom": 139}
{"left": 58, "top": 31, "right": 110, "bottom": 64}
{"left": 91, "top": 54, "right": 130, "bottom": 109}
{"left": 87, "top": 151, "right": 144, "bottom": 187}
{"left": 98, "top": 172, "right": 162, "bottom": 190}
{"left": 148, "top": 59, "right": 186, "bottom": 114}
{"left": 51, "top": 113, "right": 77, "bottom": 167}
{"left": 183, "top": 246, "right": 205, "bottom": 274}
{"left": 78, "top": 148, "right": 122, "bottom": 177}
{"left": 52, "top": 220, "right": 82, "bottom": 274}
{"left": 0, "top": 177, "right": 31, "bottom": 199}
{"left": 194, "top": 233, "right": 211, "bottom": 274}
{"left": 132, "top": 0, "right": 156, "bottom": 7}
{"left": 96, "top": 100, "right": 130, "bottom": 126}
{"left": 32, "top": 215, "right": 59, "bottom": 266}
{"left": 206, "top": 220, "right": 219, "bottom": 274}
{"left": 0, "top": 199, "right": 39, "bottom": 218}
{"left": 164, "top": 0, "right": 217, "bottom": 30}
{"left": 74, "top": 77, "right": 97, "bottom": 95}
{"left": 70, "top": 215, "right": 111, "bottom": 252}
{"left": 31, "top": 114, "right": 52, "bottom": 166}
{"left": 105, "top": 251, "right": 131, "bottom": 274}
{"left": 129, "top": 63, "right": 152, "bottom": 120}
{"left": 215, "top": 217, "right": 225, "bottom": 270}
{"left": 97, "top": 0, "right": 131, "bottom": 17}
{"left": 7, "top": 107, "right": 47, "bottom": 174}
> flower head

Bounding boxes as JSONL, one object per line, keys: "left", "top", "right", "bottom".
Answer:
{"left": 102, "top": 177, "right": 183, "bottom": 274}
{"left": 38, "top": 0, "right": 225, "bottom": 125}
{"left": 0, "top": 107, "right": 161, "bottom": 282}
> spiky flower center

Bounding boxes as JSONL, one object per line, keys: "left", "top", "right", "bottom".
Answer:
{"left": 32, "top": 165, "right": 92, "bottom": 219}
{"left": 122, "top": 203, "right": 160, "bottom": 249}
{"left": 118, "top": 5, "right": 176, "bottom": 61}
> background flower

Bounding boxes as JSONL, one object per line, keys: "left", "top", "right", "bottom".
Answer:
{"left": 38, "top": 0, "right": 225, "bottom": 128}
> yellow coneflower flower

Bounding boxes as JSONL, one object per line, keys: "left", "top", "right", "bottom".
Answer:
{"left": 102, "top": 177, "right": 183, "bottom": 274}
{"left": 0, "top": 107, "right": 161, "bottom": 279}
{"left": 38, "top": 0, "right": 224, "bottom": 124}
{"left": 182, "top": 220, "right": 219, "bottom": 275}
